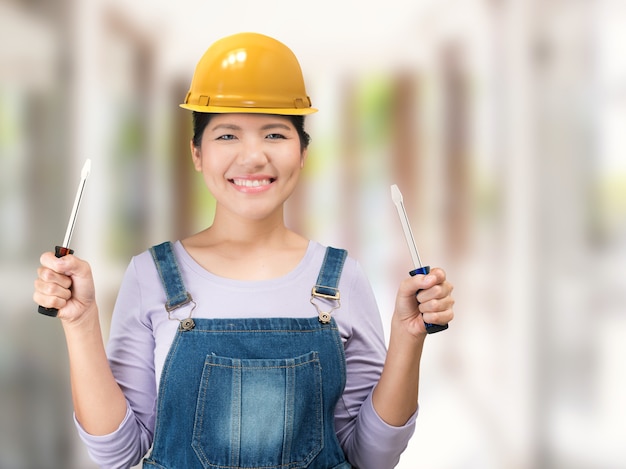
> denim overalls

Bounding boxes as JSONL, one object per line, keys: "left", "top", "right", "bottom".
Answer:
{"left": 143, "top": 242, "right": 352, "bottom": 469}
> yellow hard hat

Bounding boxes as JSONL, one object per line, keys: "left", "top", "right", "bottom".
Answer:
{"left": 180, "top": 32, "right": 317, "bottom": 115}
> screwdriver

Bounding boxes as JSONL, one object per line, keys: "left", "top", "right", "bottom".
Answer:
{"left": 38, "top": 159, "right": 91, "bottom": 317}
{"left": 391, "top": 184, "right": 448, "bottom": 334}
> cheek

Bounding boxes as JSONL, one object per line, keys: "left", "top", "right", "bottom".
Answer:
{"left": 196, "top": 147, "right": 225, "bottom": 175}
{"left": 200, "top": 157, "right": 231, "bottom": 191}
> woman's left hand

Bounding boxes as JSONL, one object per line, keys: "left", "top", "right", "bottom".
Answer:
{"left": 393, "top": 268, "right": 455, "bottom": 337}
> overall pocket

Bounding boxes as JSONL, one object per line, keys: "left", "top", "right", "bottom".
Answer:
{"left": 192, "top": 351, "right": 323, "bottom": 469}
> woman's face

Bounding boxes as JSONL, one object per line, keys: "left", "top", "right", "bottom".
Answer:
{"left": 191, "top": 113, "right": 307, "bottom": 222}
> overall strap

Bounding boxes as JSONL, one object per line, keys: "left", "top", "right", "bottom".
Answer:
{"left": 311, "top": 246, "right": 347, "bottom": 323}
{"left": 149, "top": 241, "right": 194, "bottom": 312}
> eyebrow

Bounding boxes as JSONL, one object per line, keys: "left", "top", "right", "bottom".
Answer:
{"left": 210, "top": 122, "right": 293, "bottom": 132}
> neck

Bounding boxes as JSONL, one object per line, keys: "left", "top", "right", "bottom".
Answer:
{"left": 210, "top": 206, "right": 287, "bottom": 245}
{"left": 182, "top": 206, "right": 309, "bottom": 280}
{"left": 187, "top": 205, "right": 307, "bottom": 255}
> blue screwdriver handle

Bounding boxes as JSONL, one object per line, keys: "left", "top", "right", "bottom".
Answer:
{"left": 409, "top": 265, "right": 448, "bottom": 334}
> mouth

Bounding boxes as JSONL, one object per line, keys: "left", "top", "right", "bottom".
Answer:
{"left": 229, "top": 178, "right": 276, "bottom": 187}
{"left": 228, "top": 177, "right": 277, "bottom": 193}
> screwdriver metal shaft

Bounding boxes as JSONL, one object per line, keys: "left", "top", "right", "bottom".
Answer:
{"left": 391, "top": 185, "right": 423, "bottom": 270}
{"left": 62, "top": 159, "right": 91, "bottom": 248}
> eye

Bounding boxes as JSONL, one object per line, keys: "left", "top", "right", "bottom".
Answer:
{"left": 266, "top": 133, "right": 286, "bottom": 140}
{"left": 216, "top": 134, "right": 237, "bottom": 141}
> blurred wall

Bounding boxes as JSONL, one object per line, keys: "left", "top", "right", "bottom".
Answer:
{"left": 1, "top": 0, "right": 625, "bottom": 468}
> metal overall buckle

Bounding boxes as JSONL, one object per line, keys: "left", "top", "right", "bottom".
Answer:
{"left": 166, "top": 294, "right": 197, "bottom": 331}
{"left": 310, "top": 287, "right": 341, "bottom": 324}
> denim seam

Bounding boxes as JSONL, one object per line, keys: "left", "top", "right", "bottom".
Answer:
{"left": 231, "top": 359, "right": 241, "bottom": 467}
{"left": 282, "top": 357, "right": 295, "bottom": 465}
{"left": 192, "top": 358, "right": 210, "bottom": 466}
{"left": 201, "top": 360, "right": 318, "bottom": 370}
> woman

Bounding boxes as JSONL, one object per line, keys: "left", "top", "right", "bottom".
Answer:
{"left": 34, "top": 32, "right": 455, "bottom": 469}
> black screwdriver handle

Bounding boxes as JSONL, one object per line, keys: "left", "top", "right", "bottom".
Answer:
{"left": 409, "top": 266, "right": 448, "bottom": 334}
{"left": 37, "top": 246, "right": 74, "bottom": 317}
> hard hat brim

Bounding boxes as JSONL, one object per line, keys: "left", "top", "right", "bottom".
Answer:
{"left": 179, "top": 103, "right": 318, "bottom": 115}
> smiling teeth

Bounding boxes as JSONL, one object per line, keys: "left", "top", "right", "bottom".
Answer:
{"left": 232, "top": 179, "right": 272, "bottom": 187}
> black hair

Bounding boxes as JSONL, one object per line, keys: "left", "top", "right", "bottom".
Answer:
{"left": 191, "top": 112, "right": 311, "bottom": 151}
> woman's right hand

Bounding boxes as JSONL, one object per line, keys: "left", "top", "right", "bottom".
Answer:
{"left": 34, "top": 252, "right": 96, "bottom": 323}
{"left": 34, "top": 253, "right": 128, "bottom": 436}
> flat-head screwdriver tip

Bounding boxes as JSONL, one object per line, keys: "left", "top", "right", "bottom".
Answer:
{"left": 81, "top": 159, "right": 92, "bottom": 179}
{"left": 390, "top": 184, "right": 402, "bottom": 204}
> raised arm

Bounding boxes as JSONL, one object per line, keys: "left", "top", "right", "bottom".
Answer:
{"left": 34, "top": 252, "right": 127, "bottom": 435}
{"left": 373, "top": 267, "right": 454, "bottom": 426}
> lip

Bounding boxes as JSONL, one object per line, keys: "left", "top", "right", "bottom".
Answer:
{"left": 228, "top": 176, "right": 276, "bottom": 193}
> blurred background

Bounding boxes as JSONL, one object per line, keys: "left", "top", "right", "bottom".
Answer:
{"left": 1, "top": 0, "right": 625, "bottom": 467}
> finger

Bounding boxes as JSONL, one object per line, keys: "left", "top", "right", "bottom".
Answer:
{"left": 40, "top": 251, "right": 76, "bottom": 274}
{"left": 34, "top": 273, "right": 72, "bottom": 297}
{"left": 418, "top": 294, "right": 455, "bottom": 314}
{"left": 423, "top": 268, "right": 447, "bottom": 287}
{"left": 37, "top": 266, "right": 73, "bottom": 290}
{"left": 33, "top": 278, "right": 71, "bottom": 310}
{"left": 400, "top": 273, "right": 432, "bottom": 296}
{"left": 403, "top": 269, "right": 444, "bottom": 294}
{"left": 416, "top": 281, "right": 454, "bottom": 303}
{"left": 33, "top": 291, "right": 68, "bottom": 311}
{"left": 40, "top": 251, "right": 62, "bottom": 270}
{"left": 34, "top": 270, "right": 73, "bottom": 300}
{"left": 40, "top": 252, "right": 92, "bottom": 281}
{"left": 422, "top": 307, "right": 454, "bottom": 326}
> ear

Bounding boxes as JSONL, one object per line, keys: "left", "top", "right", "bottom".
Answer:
{"left": 190, "top": 140, "right": 202, "bottom": 171}
{"left": 300, "top": 148, "right": 308, "bottom": 169}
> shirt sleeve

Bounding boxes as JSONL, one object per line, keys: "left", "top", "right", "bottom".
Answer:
{"left": 74, "top": 256, "right": 156, "bottom": 468}
{"left": 335, "top": 260, "right": 417, "bottom": 468}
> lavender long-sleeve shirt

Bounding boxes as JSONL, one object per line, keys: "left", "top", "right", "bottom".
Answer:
{"left": 76, "top": 241, "right": 416, "bottom": 469}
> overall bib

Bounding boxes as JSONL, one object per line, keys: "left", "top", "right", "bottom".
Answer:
{"left": 143, "top": 242, "right": 352, "bottom": 469}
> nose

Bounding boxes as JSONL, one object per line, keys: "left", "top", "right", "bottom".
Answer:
{"left": 237, "top": 137, "right": 268, "bottom": 168}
